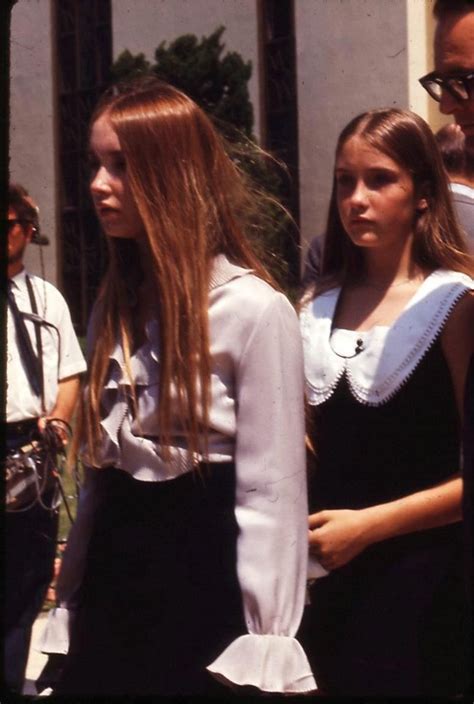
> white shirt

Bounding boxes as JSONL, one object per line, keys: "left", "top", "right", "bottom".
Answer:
{"left": 449, "top": 182, "right": 474, "bottom": 201}
{"left": 42, "top": 255, "right": 316, "bottom": 694}
{"left": 7, "top": 269, "right": 87, "bottom": 422}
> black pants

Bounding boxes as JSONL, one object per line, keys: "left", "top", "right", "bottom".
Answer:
{"left": 4, "top": 422, "right": 59, "bottom": 693}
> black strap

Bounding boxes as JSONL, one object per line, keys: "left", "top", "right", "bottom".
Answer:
{"left": 25, "top": 275, "right": 46, "bottom": 413}
{"left": 7, "top": 280, "right": 42, "bottom": 399}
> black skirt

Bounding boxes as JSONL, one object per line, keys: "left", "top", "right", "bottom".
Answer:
{"left": 56, "top": 463, "right": 247, "bottom": 696}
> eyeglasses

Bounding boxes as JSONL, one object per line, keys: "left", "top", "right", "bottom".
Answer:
{"left": 419, "top": 70, "right": 474, "bottom": 103}
{"left": 3, "top": 219, "right": 31, "bottom": 232}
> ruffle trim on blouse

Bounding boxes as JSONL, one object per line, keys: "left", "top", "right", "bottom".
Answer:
{"left": 38, "top": 607, "right": 71, "bottom": 655}
{"left": 207, "top": 634, "right": 317, "bottom": 693}
{"left": 300, "top": 269, "right": 473, "bottom": 407}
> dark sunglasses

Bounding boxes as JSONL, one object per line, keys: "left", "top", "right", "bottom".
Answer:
{"left": 419, "top": 70, "right": 474, "bottom": 103}
{"left": 3, "top": 219, "right": 32, "bottom": 231}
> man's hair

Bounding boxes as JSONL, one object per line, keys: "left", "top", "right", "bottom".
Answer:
{"left": 434, "top": 0, "right": 474, "bottom": 20}
{"left": 8, "top": 183, "right": 39, "bottom": 226}
{"left": 435, "top": 124, "right": 474, "bottom": 180}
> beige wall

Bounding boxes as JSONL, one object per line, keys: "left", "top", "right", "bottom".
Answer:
{"left": 10, "top": 0, "right": 58, "bottom": 284}
{"left": 296, "top": 0, "right": 409, "bottom": 255}
{"left": 111, "top": 0, "right": 261, "bottom": 137}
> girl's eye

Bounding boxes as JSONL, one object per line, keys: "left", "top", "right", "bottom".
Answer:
{"left": 369, "top": 171, "right": 396, "bottom": 187}
{"left": 336, "top": 174, "right": 354, "bottom": 189}
{"left": 87, "top": 155, "right": 100, "bottom": 173}
{"left": 113, "top": 158, "right": 127, "bottom": 172}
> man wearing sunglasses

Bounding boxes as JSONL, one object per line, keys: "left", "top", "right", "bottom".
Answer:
{"left": 5, "top": 184, "right": 86, "bottom": 694}
{"left": 420, "top": 0, "right": 474, "bottom": 145}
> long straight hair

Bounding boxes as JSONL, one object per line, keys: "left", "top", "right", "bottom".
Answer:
{"left": 317, "top": 108, "right": 473, "bottom": 294}
{"left": 82, "top": 78, "right": 276, "bottom": 466}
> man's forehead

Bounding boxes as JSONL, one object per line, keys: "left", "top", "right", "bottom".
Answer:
{"left": 435, "top": 11, "right": 474, "bottom": 71}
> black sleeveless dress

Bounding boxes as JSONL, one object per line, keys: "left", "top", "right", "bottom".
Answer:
{"left": 299, "top": 338, "right": 467, "bottom": 696}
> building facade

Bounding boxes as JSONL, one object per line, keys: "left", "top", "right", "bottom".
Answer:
{"left": 10, "top": 0, "right": 445, "bottom": 332}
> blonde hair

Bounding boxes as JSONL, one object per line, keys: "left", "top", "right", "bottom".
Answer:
{"left": 316, "top": 108, "right": 473, "bottom": 295}
{"left": 80, "top": 78, "right": 277, "bottom": 467}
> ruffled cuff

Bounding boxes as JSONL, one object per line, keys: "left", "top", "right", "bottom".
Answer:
{"left": 37, "top": 607, "right": 71, "bottom": 655}
{"left": 207, "top": 634, "right": 317, "bottom": 693}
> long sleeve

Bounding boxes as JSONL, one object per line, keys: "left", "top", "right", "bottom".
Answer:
{"left": 207, "top": 293, "right": 316, "bottom": 693}
{"left": 38, "top": 467, "right": 103, "bottom": 654}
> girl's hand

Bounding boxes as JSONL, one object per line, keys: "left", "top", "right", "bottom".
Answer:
{"left": 308, "top": 509, "right": 372, "bottom": 571}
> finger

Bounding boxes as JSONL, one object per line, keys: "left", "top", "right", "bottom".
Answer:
{"left": 308, "top": 531, "right": 321, "bottom": 550}
{"left": 308, "top": 511, "right": 327, "bottom": 529}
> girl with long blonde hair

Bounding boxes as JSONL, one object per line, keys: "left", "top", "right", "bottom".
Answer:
{"left": 43, "top": 78, "right": 315, "bottom": 696}
{"left": 299, "top": 108, "right": 474, "bottom": 696}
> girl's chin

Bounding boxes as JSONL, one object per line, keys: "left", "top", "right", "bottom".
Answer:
{"left": 104, "top": 226, "right": 143, "bottom": 240}
{"left": 346, "top": 232, "right": 380, "bottom": 247}
{"left": 106, "top": 232, "right": 139, "bottom": 240}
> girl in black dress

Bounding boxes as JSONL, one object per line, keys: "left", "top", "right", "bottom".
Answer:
{"left": 299, "top": 108, "right": 474, "bottom": 696}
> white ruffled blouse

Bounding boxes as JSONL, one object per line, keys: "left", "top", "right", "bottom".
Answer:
{"left": 300, "top": 269, "right": 474, "bottom": 407}
{"left": 40, "top": 254, "right": 316, "bottom": 694}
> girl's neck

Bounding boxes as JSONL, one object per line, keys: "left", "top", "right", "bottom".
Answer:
{"left": 359, "top": 240, "right": 425, "bottom": 289}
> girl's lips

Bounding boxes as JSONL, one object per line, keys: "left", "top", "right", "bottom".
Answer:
{"left": 97, "top": 206, "right": 119, "bottom": 216}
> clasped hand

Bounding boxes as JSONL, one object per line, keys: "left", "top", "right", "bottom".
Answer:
{"left": 308, "top": 509, "right": 372, "bottom": 571}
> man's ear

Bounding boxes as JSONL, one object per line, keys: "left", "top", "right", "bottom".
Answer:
{"left": 23, "top": 222, "right": 34, "bottom": 243}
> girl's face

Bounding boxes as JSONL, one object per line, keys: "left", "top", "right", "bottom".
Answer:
{"left": 89, "top": 114, "right": 145, "bottom": 240}
{"left": 335, "top": 136, "right": 425, "bottom": 251}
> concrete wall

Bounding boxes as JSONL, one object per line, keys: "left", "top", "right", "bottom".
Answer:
{"left": 296, "top": 0, "right": 410, "bottom": 253}
{"left": 111, "top": 0, "right": 261, "bottom": 136}
{"left": 10, "top": 0, "right": 58, "bottom": 284}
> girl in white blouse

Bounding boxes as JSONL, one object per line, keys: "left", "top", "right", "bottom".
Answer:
{"left": 299, "top": 108, "right": 474, "bottom": 696}
{"left": 41, "top": 78, "right": 315, "bottom": 696}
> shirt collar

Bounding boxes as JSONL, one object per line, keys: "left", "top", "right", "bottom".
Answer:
{"left": 449, "top": 182, "right": 474, "bottom": 200}
{"left": 9, "top": 267, "right": 27, "bottom": 290}
{"left": 209, "top": 253, "right": 252, "bottom": 290}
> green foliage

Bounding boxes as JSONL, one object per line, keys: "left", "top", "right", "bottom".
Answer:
{"left": 153, "top": 27, "right": 253, "bottom": 137}
{"left": 110, "top": 49, "right": 151, "bottom": 84}
{"left": 112, "top": 26, "right": 253, "bottom": 137}
{"left": 111, "top": 27, "right": 292, "bottom": 288}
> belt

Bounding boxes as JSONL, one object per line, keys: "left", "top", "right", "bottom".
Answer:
{"left": 6, "top": 418, "right": 40, "bottom": 437}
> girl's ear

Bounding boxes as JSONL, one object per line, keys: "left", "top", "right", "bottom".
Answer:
{"left": 416, "top": 196, "right": 428, "bottom": 213}
{"left": 416, "top": 181, "right": 430, "bottom": 212}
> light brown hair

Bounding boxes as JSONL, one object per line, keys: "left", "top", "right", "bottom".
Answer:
{"left": 82, "top": 78, "right": 277, "bottom": 466}
{"left": 316, "top": 108, "right": 473, "bottom": 295}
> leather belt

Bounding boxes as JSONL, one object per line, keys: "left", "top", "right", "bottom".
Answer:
{"left": 6, "top": 418, "right": 40, "bottom": 437}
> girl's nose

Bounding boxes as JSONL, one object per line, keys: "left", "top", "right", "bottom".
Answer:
{"left": 349, "top": 181, "right": 369, "bottom": 209}
{"left": 90, "top": 166, "right": 111, "bottom": 195}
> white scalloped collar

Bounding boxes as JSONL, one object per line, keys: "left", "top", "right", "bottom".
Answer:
{"left": 300, "top": 269, "right": 473, "bottom": 406}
